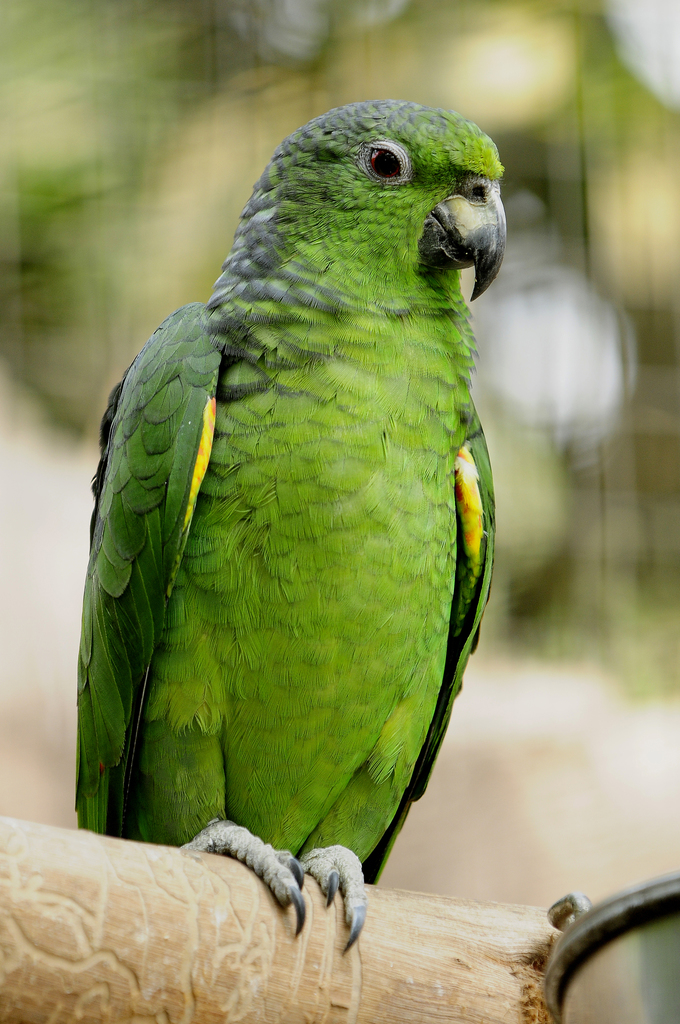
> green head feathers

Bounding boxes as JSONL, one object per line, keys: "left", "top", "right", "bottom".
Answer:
{"left": 209, "top": 99, "right": 505, "bottom": 315}
{"left": 263, "top": 99, "right": 502, "bottom": 206}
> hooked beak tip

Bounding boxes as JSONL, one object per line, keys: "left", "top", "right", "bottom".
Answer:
{"left": 419, "top": 180, "right": 506, "bottom": 299}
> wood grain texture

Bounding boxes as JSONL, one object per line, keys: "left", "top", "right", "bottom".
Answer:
{"left": 0, "top": 816, "right": 557, "bottom": 1024}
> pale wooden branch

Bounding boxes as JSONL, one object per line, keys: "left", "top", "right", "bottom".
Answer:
{"left": 0, "top": 816, "right": 557, "bottom": 1023}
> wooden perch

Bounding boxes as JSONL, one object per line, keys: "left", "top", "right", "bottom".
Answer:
{"left": 0, "top": 816, "right": 557, "bottom": 1023}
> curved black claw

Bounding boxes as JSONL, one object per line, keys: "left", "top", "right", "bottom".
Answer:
{"left": 290, "top": 883, "right": 306, "bottom": 935}
{"left": 289, "top": 856, "right": 305, "bottom": 891}
{"left": 344, "top": 903, "right": 366, "bottom": 952}
{"left": 326, "top": 869, "right": 340, "bottom": 907}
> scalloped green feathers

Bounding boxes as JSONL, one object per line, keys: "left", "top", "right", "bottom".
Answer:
{"left": 361, "top": 414, "right": 494, "bottom": 882}
{"left": 76, "top": 304, "right": 220, "bottom": 833}
{"left": 76, "top": 100, "right": 497, "bottom": 881}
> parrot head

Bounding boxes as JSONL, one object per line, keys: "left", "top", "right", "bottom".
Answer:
{"left": 210, "top": 99, "right": 505, "bottom": 311}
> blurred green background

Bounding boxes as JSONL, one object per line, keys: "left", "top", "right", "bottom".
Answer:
{"left": 3, "top": 0, "right": 680, "bottom": 907}
{"left": 3, "top": 0, "right": 680, "bottom": 695}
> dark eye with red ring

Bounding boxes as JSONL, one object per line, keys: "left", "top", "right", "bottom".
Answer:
{"left": 360, "top": 140, "right": 411, "bottom": 183}
{"left": 370, "top": 148, "right": 402, "bottom": 178}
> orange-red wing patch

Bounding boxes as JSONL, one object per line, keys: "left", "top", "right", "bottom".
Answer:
{"left": 455, "top": 444, "right": 484, "bottom": 572}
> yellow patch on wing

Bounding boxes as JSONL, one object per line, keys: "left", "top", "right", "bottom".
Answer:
{"left": 183, "top": 396, "right": 216, "bottom": 531}
{"left": 455, "top": 444, "right": 484, "bottom": 570}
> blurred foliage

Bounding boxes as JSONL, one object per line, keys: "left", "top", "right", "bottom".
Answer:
{"left": 3, "top": 0, "right": 680, "bottom": 694}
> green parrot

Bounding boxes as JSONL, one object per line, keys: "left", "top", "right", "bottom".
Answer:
{"left": 76, "top": 99, "right": 504, "bottom": 947}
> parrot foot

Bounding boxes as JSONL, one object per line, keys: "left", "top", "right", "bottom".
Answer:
{"left": 182, "top": 819, "right": 306, "bottom": 934}
{"left": 300, "top": 845, "right": 367, "bottom": 951}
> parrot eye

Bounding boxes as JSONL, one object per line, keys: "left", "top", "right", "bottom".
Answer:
{"left": 359, "top": 140, "right": 412, "bottom": 184}
{"left": 370, "top": 148, "right": 401, "bottom": 178}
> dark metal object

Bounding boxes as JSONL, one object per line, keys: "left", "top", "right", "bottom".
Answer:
{"left": 548, "top": 892, "right": 593, "bottom": 932}
{"left": 545, "top": 870, "right": 680, "bottom": 1024}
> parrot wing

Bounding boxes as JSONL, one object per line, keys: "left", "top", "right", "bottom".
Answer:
{"left": 361, "top": 407, "right": 495, "bottom": 883}
{"left": 76, "top": 303, "right": 221, "bottom": 835}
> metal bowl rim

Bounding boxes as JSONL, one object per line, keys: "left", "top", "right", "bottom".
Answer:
{"left": 545, "top": 868, "right": 680, "bottom": 1023}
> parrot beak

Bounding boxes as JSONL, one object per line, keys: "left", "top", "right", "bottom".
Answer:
{"left": 418, "top": 177, "right": 506, "bottom": 300}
